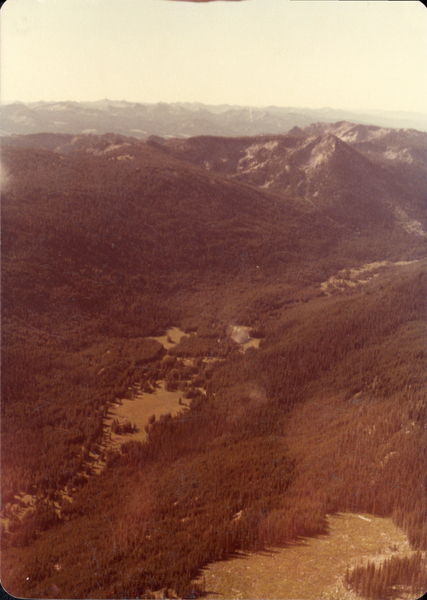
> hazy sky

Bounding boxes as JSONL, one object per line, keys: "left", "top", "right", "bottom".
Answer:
{"left": 1, "top": 0, "right": 426, "bottom": 112}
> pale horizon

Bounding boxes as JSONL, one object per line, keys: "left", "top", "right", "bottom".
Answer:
{"left": 1, "top": 0, "right": 427, "bottom": 114}
{"left": 3, "top": 98, "right": 427, "bottom": 119}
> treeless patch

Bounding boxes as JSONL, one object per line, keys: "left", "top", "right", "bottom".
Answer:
{"left": 194, "top": 513, "right": 415, "bottom": 600}
{"left": 102, "top": 382, "right": 185, "bottom": 447}
{"left": 150, "top": 327, "right": 187, "bottom": 350}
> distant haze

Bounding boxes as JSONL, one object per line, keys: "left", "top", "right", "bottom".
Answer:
{"left": 2, "top": 101, "right": 427, "bottom": 138}
{"left": 1, "top": 0, "right": 427, "bottom": 114}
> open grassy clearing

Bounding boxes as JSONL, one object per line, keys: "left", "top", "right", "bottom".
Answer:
{"left": 153, "top": 324, "right": 260, "bottom": 353}
{"left": 194, "top": 513, "right": 416, "bottom": 600}
{"left": 239, "top": 337, "right": 261, "bottom": 352}
{"left": 150, "top": 326, "right": 188, "bottom": 350}
{"left": 85, "top": 381, "right": 187, "bottom": 475}
{"left": 1, "top": 329, "right": 203, "bottom": 524}
{"left": 106, "top": 382, "right": 186, "bottom": 441}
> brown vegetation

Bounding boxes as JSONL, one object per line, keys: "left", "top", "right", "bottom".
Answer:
{"left": 1, "top": 133, "right": 426, "bottom": 599}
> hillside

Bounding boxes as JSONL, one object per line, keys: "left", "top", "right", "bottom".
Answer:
{"left": 1, "top": 129, "right": 426, "bottom": 599}
{"left": 1, "top": 133, "right": 345, "bottom": 528}
{"left": 1, "top": 133, "right": 347, "bottom": 334}
{"left": 163, "top": 125, "right": 427, "bottom": 234}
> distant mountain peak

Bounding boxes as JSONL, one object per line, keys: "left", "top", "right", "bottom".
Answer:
{"left": 288, "top": 125, "right": 305, "bottom": 137}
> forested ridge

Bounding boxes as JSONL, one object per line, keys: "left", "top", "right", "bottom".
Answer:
{"left": 1, "top": 133, "right": 426, "bottom": 599}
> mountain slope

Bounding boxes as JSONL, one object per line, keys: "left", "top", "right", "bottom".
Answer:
{"left": 2, "top": 258, "right": 426, "bottom": 600}
{"left": 1, "top": 134, "right": 340, "bottom": 302}
{"left": 2, "top": 131, "right": 424, "bottom": 344}
{"left": 1, "top": 131, "right": 426, "bottom": 600}
{"left": 163, "top": 124, "right": 427, "bottom": 236}
{"left": 1, "top": 132, "right": 343, "bottom": 500}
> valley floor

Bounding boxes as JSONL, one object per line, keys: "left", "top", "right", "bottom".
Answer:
{"left": 194, "top": 513, "right": 417, "bottom": 600}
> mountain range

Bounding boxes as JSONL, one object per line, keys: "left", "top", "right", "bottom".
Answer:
{"left": 2, "top": 100, "right": 427, "bottom": 139}
{"left": 4, "top": 120, "right": 426, "bottom": 242}
{"left": 161, "top": 121, "right": 427, "bottom": 233}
